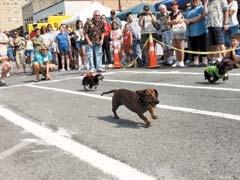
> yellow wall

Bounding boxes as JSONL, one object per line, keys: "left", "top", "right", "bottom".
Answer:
{"left": 27, "top": 15, "right": 71, "bottom": 32}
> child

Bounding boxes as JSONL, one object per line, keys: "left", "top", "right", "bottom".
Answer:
{"left": 225, "top": 35, "right": 240, "bottom": 68}
{"left": 122, "top": 23, "right": 133, "bottom": 64}
{"left": 110, "top": 21, "right": 122, "bottom": 59}
{"left": 24, "top": 34, "right": 34, "bottom": 65}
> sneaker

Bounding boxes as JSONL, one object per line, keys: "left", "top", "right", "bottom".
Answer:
{"left": 7, "top": 72, "right": 10, "bottom": 77}
{"left": 178, "top": 61, "right": 185, "bottom": 67}
{"left": 60, "top": 69, "right": 65, "bottom": 72}
{"left": 96, "top": 68, "right": 106, "bottom": 72}
{"left": 0, "top": 80, "right": 7, "bottom": 86}
{"left": 90, "top": 68, "right": 96, "bottom": 73}
{"left": 171, "top": 62, "right": 179, "bottom": 67}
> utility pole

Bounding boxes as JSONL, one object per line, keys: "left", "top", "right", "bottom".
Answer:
{"left": 118, "top": 0, "right": 122, "bottom": 11}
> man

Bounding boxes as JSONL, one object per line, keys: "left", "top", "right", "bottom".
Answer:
{"left": 13, "top": 31, "right": 26, "bottom": 73}
{"left": 107, "top": 10, "right": 122, "bottom": 29}
{"left": 203, "top": 0, "right": 229, "bottom": 63}
{"left": 0, "top": 29, "right": 11, "bottom": 86}
{"left": 157, "top": 4, "right": 174, "bottom": 66}
{"left": 84, "top": 10, "right": 106, "bottom": 72}
{"left": 126, "top": 12, "right": 142, "bottom": 66}
{"left": 30, "top": 23, "right": 38, "bottom": 39}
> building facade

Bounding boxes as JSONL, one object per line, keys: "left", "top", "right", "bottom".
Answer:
{"left": 0, "top": 0, "right": 30, "bottom": 32}
{"left": 4, "top": 0, "right": 158, "bottom": 32}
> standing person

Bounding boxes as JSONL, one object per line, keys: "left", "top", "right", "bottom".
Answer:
{"left": 84, "top": 10, "right": 106, "bottom": 73}
{"left": 184, "top": 0, "right": 208, "bottom": 67}
{"left": 30, "top": 23, "right": 38, "bottom": 39}
{"left": 167, "top": 0, "right": 186, "bottom": 67}
{"left": 24, "top": 34, "right": 34, "bottom": 65}
{"left": 110, "top": 21, "right": 123, "bottom": 64}
{"left": 40, "top": 25, "right": 51, "bottom": 49}
{"left": 138, "top": 5, "right": 157, "bottom": 66}
{"left": 101, "top": 14, "right": 112, "bottom": 65}
{"left": 157, "top": 4, "right": 174, "bottom": 66}
{"left": 203, "top": 0, "right": 229, "bottom": 63}
{"left": 4, "top": 31, "right": 15, "bottom": 75}
{"left": 107, "top": 10, "right": 122, "bottom": 29}
{"left": 225, "top": 0, "right": 239, "bottom": 47}
{"left": 126, "top": 12, "right": 142, "bottom": 66}
{"left": 0, "top": 30, "right": 11, "bottom": 86}
{"left": 13, "top": 31, "right": 26, "bottom": 73}
{"left": 46, "top": 24, "right": 59, "bottom": 68}
{"left": 55, "top": 24, "right": 71, "bottom": 71}
{"left": 74, "top": 20, "right": 87, "bottom": 69}
{"left": 32, "top": 28, "right": 44, "bottom": 52}
{"left": 122, "top": 23, "right": 133, "bottom": 65}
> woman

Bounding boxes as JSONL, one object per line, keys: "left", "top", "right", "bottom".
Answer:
{"left": 184, "top": 0, "right": 208, "bottom": 66}
{"left": 74, "top": 20, "right": 87, "bottom": 69}
{"left": 167, "top": 0, "right": 185, "bottom": 67}
{"left": 101, "top": 15, "right": 112, "bottom": 65}
{"left": 32, "top": 45, "right": 56, "bottom": 82}
{"left": 138, "top": 5, "right": 157, "bottom": 66}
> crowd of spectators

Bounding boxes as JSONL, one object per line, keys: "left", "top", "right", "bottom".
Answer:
{"left": 1, "top": 0, "right": 240, "bottom": 86}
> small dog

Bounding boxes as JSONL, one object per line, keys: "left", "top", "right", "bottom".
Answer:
{"left": 82, "top": 73, "right": 104, "bottom": 91}
{"left": 204, "top": 60, "right": 233, "bottom": 83}
{"left": 101, "top": 88, "right": 159, "bottom": 126}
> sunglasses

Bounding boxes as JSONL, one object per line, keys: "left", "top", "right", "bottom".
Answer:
{"left": 41, "top": 49, "right": 48, "bottom": 51}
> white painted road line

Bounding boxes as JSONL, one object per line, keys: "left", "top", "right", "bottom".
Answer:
{"left": 0, "top": 142, "right": 31, "bottom": 160}
{"left": 26, "top": 84, "right": 240, "bottom": 122}
{"left": 0, "top": 106, "right": 156, "bottom": 180}
{"left": 103, "top": 79, "right": 240, "bottom": 92}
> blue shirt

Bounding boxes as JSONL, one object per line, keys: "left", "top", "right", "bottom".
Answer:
{"left": 33, "top": 51, "right": 52, "bottom": 64}
{"left": 184, "top": 5, "right": 207, "bottom": 37}
{"left": 56, "top": 32, "right": 69, "bottom": 49}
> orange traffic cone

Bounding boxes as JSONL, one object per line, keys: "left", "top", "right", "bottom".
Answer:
{"left": 147, "top": 33, "right": 160, "bottom": 68}
{"left": 112, "top": 45, "right": 121, "bottom": 69}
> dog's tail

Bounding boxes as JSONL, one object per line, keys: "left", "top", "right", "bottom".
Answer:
{"left": 101, "top": 90, "right": 116, "bottom": 96}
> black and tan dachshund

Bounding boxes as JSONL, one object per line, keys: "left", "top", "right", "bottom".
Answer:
{"left": 204, "top": 60, "right": 233, "bottom": 83}
{"left": 82, "top": 73, "right": 104, "bottom": 91}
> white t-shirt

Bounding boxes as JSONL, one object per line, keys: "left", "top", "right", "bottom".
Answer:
{"left": 228, "top": 0, "right": 239, "bottom": 27}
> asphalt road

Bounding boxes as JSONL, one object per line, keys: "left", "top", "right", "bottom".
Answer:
{"left": 0, "top": 67, "right": 240, "bottom": 180}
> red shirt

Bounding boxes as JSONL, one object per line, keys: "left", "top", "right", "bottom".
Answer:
{"left": 104, "top": 22, "right": 111, "bottom": 36}
{"left": 123, "top": 31, "right": 132, "bottom": 47}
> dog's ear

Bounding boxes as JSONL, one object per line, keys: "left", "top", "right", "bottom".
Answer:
{"left": 136, "top": 90, "right": 145, "bottom": 96}
{"left": 153, "top": 89, "right": 158, "bottom": 98}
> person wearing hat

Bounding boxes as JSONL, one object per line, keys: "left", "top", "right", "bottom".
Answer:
{"left": 107, "top": 10, "right": 122, "bottom": 29}
{"left": 32, "top": 44, "right": 56, "bottom": 82}
{"left": 30, "top": 22, "right": 38, "bottom": 39}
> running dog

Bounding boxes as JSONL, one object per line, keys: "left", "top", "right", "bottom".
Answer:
{"left": 204, "top": 60, "right": 233, "bottom": 83}
{"left": 101, "top": 88, "right": 159, "bottom": 126}
{"left": 82, "top": 73, "right": 104, "bottom": 91}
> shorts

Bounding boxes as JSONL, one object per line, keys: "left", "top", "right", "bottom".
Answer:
{"left": 24, "top": 49, "right": 34, "bottom": 57}
{"left": 208, "top": 27, "right": 225, "bottom": 46}
{"left": 59, "top": 47, "right": 69, "bottom": 55}
{"left": 161, "top": 30, "right": 173, "bottom": 51}
{"left": 141, "top": 33, "right": 158, "bottom": 46}
{"left": 172, "top": 31, "right": 185, "bottom": 40}
{"left": 76, "top": 41, "right": 85, "bottom": 48}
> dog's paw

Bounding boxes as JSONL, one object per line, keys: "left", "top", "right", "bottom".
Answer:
{"left": 114, "top": 115, "right": 120, "bottom": 119}
{"left": 152, "top": 115, "right": 158, "bottom": 119}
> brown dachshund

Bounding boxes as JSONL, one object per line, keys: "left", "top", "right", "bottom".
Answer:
{"left": 101, "top": 88, "right": 159, "bottom": 126}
